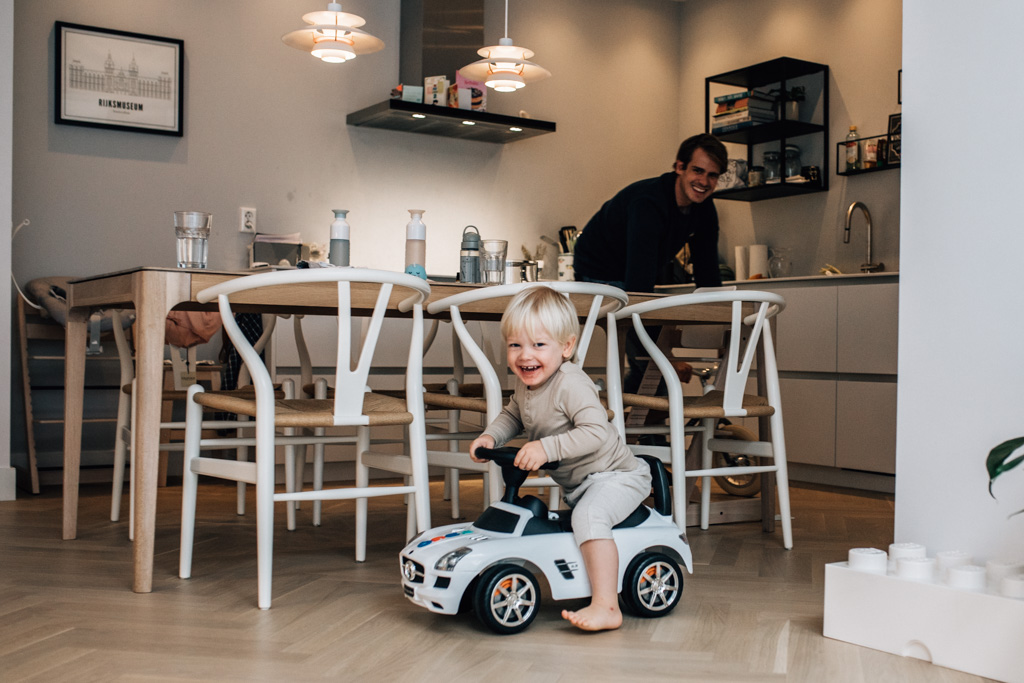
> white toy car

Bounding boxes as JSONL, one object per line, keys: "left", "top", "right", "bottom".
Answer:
{"left": 400, "top": 448, "right": 693, "bottom": 634}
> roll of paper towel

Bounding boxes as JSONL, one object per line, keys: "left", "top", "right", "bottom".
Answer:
{"left": 734, "top": 246, "right": 748, "bottom": 281}
{"left": 748, "top": 244, "right": 769, "bottom": 278}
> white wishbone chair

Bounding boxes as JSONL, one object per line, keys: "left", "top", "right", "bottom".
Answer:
{"left": 178, "top": 268, "right": 432, "bottom": 609}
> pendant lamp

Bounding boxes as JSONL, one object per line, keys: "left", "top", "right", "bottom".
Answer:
{"left": 459, "top": 0, "right": 551, "bottom": 92}
{"left": 282, "top": 2, "right": 384, "bottom": 64}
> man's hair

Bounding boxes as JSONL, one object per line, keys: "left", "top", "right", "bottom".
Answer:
{"left": 676, "top": 133, "right": 728, "bottom": 174}
{"left": 500, "top": 286, "right": 580, "bottom": 361}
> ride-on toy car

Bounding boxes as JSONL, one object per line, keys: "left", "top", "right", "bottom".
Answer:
{"left": 399, "top": 447, "right": 693, "bottom": 634}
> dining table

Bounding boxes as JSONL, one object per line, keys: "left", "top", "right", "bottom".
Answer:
{"left": 62, "top": 266, "right": 749, "bottom": 594}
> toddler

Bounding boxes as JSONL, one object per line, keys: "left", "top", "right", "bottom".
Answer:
{"left": 469, "top": 286, "right": 652, "bottom": 632}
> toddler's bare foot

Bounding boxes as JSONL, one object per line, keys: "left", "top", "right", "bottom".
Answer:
{"left": 561, "top": 604, "right": 623, "bottom": 631}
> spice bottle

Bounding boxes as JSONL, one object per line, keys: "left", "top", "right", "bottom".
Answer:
{"left": 845, "top": 126, "right": 860, "bottom": 172}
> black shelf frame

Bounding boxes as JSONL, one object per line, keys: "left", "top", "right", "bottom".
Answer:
{"left": 706, "top": 57, "right": 830, "bottom": 202}
{"left": 346, "top": 99, "right": 556, "bottom": 144}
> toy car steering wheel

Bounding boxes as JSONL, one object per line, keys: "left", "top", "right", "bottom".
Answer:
{"left": 472, "top": 446, "right": 558, "bottom": 504}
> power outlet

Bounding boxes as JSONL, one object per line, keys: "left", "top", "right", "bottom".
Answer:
{"left": 239, "top": 207, "right": 257, "bottom": 233}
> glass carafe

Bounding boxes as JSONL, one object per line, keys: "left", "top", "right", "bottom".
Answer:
{"left": 768, "top": 247, "right": 792, "bottom": 278}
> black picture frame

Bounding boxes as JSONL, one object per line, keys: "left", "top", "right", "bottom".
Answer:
{"left": 887, "top": 113, "right": 901, "bottom": 163}
{"left": 55, "top": 21, "right": 184, "bottom": 136}
{"left": 898, "top": 69, "right": 902, "bottom": 105}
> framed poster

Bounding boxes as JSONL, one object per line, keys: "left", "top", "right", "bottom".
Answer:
{"left": 55, "top": 21, "right": 183, "bottom": 136}
{"left": 887, "top": 113, "right": 901, "bottom": 163}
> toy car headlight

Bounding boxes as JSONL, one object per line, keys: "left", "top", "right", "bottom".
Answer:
{"left": 435, "top": 547, "right": 472, "bottom": 571}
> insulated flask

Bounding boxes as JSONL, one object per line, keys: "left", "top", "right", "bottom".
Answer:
{"left": 459, "top": 225, "right": 481, "bottom": 283}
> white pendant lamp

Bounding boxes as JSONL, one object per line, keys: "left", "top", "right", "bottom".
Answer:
{"left": 282, "top": 3, "right": 384, "bottom": 64}
{"left": 459, "top": 0, "right": 551, "bottom": 92}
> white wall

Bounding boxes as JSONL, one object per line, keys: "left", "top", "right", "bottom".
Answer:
{"left": 677, "top": 0, "right": 902, "bottom": 278}
{"left": 10, "top": 0, "right": 681, "bottom": 283}
{"left": 8, "top": 0, "right": 681, "bottom": 466}
{"left": 896, "top": 1, "right": 1024, "bottom": 559}
{"left": 1, "top": 0, "right": 14, "bottom": 500}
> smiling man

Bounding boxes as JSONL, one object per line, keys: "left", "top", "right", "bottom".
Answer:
{"left": 574, "top": 133, "right": 728, "bottom": 394}
{"left": 573, "top": 133, "right": 728, "bottom": 294}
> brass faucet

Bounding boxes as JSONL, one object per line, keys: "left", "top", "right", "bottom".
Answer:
{"left": 844, "top": 201, "right": 884, "bottom": 273}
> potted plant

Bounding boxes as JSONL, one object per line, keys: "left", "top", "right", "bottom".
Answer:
{"left": 987, "top": 437, "right": 1024, "bottom": 517}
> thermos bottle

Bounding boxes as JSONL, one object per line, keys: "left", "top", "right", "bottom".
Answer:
{"left": 329, "top": 209, "right": 350, "bottom": 267}
{"left": 459, "top": 225, "right": 481, "bottom": 283}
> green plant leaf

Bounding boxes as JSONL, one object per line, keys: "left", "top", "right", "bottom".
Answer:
{"left": 987, "top": 436, "right": 1024, "bottom": 497}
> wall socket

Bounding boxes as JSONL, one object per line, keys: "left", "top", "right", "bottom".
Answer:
{"left": 239, "top": 207, "right": 257, "bottom": 233}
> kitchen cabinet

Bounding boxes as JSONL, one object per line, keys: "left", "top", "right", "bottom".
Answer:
{"left": 706, "top": 57, "right": 830, "bottom": 201}
{"left": 346, "top": 99, "right": 555, "bottom": 144}
{"left": 761, "top": 276, "right": 898, "bottom": 473}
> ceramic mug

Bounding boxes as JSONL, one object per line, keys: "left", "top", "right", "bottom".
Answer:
{"left": 557, "top": 253, "right": 574, "bottom": 282}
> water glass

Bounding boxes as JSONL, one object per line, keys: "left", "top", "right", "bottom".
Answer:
{"left": 174, "top": 211, "right": 212, "bottom": 269}
{"left": 480, "top": 239, "right": 508, "bottom": 285}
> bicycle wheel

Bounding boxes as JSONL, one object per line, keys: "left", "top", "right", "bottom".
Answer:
{"left": 712, "top": 424, "right": 762, "bottom": 497}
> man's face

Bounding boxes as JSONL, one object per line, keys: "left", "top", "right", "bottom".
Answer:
{"left": 674, "top": 147, "right": 722, "bottom": 206}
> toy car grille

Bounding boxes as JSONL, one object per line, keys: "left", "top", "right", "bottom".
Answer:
{"left": 401, "top": 557, "right": 425, "bottom": 584}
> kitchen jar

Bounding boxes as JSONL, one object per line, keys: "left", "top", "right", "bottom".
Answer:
{"left": 784, "top": 145, "right": 802, "bottom": 178}
{"left": 763, "top": 151, "right": 780, "bottom": 182}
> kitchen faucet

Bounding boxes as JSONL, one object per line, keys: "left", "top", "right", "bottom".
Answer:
{"left": 844, "top": 201, "right": 884, "bottom": 273}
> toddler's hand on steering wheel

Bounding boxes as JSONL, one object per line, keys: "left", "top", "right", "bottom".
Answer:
{"left": 514, "top": 441, "right": 549, "bottom": 471}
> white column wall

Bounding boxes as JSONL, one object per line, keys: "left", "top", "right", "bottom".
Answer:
{"left": 1, "top": 0, "right": 15, "bottom": 501}
{"left": 897, "top": 1, "right": 1024, "bottom": 557}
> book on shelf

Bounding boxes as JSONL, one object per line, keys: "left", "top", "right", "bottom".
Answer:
{"left": 712, "top": 110, "right": 775, "bottom": 127}
{"left": 711, "top": 120, "right": 764, "bottom": 134}
{"left": 714, "top": 97, "right": 774, "bottom": 115}
{"left": 713, "top": 89, "right": 775, "bottom": 104}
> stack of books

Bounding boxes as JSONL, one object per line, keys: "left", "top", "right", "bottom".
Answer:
{"left": 711, "top": 90, "right": 776, "bottom": 134}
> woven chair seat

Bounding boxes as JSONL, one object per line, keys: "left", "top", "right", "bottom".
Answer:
{"left": 618, "top": 389, "right": 774, "bottom": 419}
{"left": 123, "top": 384, "right": 284, "bottom": 401}
{"left": 193, "top": 390, "right": 413, "bottom": 428}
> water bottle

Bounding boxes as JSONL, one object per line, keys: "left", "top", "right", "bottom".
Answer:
{"left": 459, "top": 225, "right": 481, "bottom": 283}
{"left": 329, "top": 209, "right": 350, "bottom": 267}
{"left": 845, "top": 126, "right": 860, "bottom": 172}
{"left": 405, "top": 209, "right": 427, "bottom": 279}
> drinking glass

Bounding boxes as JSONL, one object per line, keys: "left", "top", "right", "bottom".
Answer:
{"left": 480, "top": 239, "right": 508, "bottom": 285}
{"left": 174, "top": 211, "right": 212, "bottom": 269}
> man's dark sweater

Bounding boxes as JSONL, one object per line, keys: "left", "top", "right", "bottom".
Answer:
{"left": 573, "top": 171, "right": 722, "bottom": 292}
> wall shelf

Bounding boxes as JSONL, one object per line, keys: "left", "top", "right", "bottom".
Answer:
{"left": 706, "top": 56, "right": 830, "bottom": 202}
{"left": 346, "top": 99, "right": 556, "bottom": 144}
{"left": 836, "top": 134, "right": 901, "bottom": 176}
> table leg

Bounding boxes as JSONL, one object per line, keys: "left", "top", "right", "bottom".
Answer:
{"left": 131, "top": 274, "right": 177, "bottom": 593}
{"left": 62, "top": 310, "right": 89, "bottom": 540}
{"left": 756, "top": 324, "right": 777, "bottom": 534}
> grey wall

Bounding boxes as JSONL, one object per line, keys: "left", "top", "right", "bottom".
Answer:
{"left": 677, "top": 0, "right": 902, "bottom": 277}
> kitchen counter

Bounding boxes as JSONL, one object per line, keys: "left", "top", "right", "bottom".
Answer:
{"left": 656, "top": 271, "right": 898, "bottom": 293}
{"left": 658, "top": 271, "right": 899, "bottom": 492}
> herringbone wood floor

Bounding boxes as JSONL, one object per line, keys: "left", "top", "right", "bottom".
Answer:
{"left": 0, "top": 478, "right": 992, "bottom": 682}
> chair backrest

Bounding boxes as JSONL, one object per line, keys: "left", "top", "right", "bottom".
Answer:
{"left": 425, "top": 282, "right": 629, "bottom": 422}
{"left": 197, "top": 268, "right": 431, "bottom": 426}
{"left": 606, "top": 289, "right": 786, "bottom": 436}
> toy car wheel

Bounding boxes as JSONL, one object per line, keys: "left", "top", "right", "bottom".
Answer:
{"left": 473, "top": 564, "right": 540, "bottom": 635}
{"left": 621, "top": 552, "right": 683, "bottom": 618}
